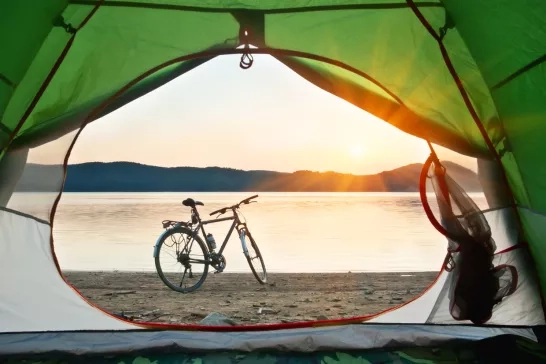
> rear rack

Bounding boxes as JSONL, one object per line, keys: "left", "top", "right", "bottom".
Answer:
{"left": 161, "top": 220, "right": 189, "bottom": 229}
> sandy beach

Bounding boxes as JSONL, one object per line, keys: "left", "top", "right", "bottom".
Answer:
{"left": 63, "top": 271, "right": 437, "bottom": 325}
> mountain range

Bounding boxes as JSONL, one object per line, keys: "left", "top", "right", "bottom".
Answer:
{"left": 15, "top": 161, "right": 481, "bottom": 193}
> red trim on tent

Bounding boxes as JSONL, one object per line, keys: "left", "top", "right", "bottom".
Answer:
{"left": 495, "top": 243, "right": 525, "bottom": 255}
{"left": 45, "top": 47, "right": 447, "bottom": 332}
{"left": 419, "top": 154, "right": 452, "bottom": 239}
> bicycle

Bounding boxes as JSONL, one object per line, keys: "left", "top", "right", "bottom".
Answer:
{"left": 153, "top": 194, "right": 267, "bottom": 293}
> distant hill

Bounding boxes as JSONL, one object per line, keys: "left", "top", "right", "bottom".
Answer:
{"left": 15, "top": 161, "right": 481, "bottom": 193}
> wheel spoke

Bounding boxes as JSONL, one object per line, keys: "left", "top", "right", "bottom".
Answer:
{"left": 156, "top": 228, "right": 209, "bottom": 293}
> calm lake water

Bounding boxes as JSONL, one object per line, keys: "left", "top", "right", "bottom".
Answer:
{"left": 10, "top": 192, "right": 488, "bottom": 273}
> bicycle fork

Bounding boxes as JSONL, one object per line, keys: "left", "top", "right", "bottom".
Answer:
{"left": 238, "top": 227, "right": 250, "bottom": 257}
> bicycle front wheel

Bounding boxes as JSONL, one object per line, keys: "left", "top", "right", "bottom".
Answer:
{"left": 241, "top": 228, "right": 267, "bottom": 284}
{"left": 155, "top": 227, "right": 209, "bottom": 293}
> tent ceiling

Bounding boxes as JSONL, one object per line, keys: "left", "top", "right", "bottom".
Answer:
{"left": 1, "top": 0, "right": 494, "bottom": 158}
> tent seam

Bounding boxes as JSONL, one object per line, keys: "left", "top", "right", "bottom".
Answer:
{"left": 69, "top": 0, "right": 444, "bottom": 14}
{"left": 0, "top": 123, "right": 12, "bottom": 134}
{"left": 0, "top": 37, "right": 75, "bottom": 158}
{"left": 0, "top": 0, "right": 104, "bottom": 157}
{"left": 0, "top": 73, "right": 15, "bottom": 88}
{"left": 492, "top": 53, "right": 546, "bottom": 90}
{"left": 0, "top": 206, "right": 50, "bottom": 226}
{"left": 405, "top": 0, "right": 525, "bottom": 244}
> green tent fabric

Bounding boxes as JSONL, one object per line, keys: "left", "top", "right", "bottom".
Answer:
{"left": 1, "top": 0, "right": 546, "bottom": 296}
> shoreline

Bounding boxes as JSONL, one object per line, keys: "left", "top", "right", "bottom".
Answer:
{"left": 64, "top": 271, "right": 438, "bottom": 325}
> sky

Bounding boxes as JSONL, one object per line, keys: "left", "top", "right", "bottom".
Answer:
{"left": 28, "top": 54, "right": 476, "bottom": 175}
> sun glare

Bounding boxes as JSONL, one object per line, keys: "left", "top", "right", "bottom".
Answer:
{"left": 349, "top": 145, "right": 364, "bottom": 158}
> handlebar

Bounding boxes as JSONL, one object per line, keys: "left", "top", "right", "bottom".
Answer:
{"left": 242, "top": 194, "right": 259, "bottom": 204}
{"left": 209, "top": 195, "right": 259, "bottom": 216}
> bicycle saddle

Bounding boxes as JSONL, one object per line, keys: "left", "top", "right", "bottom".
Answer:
{"left": 182, "top": 198, "right": 204, "bottom": 207}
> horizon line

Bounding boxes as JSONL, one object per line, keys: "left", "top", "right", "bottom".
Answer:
{"left": 27, "top": 159, "right": 467, "bottom": 177}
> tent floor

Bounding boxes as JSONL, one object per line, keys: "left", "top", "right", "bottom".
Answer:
{"left": 2, "top": 334, "right": 546, "bottom": 363}
{"left": 1, "top": 324, "right": 546, "bottom": 363}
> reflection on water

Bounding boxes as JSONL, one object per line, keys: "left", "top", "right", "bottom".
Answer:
{"left": 9, "top": 192, "right": 488, "bottom": 272}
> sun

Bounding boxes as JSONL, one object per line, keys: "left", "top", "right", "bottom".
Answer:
{"left": 349, "top": 145, "right": 364, "bottom": 158}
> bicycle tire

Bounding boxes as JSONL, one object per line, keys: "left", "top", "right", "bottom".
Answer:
{"left": 155, "top": 226, "right": 209, "bottom": 293}
{"left": 242, "top": 229, "right": 267, "bottom": 284}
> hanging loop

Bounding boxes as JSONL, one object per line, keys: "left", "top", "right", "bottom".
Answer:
{"left": 239, "top": 29, "right": 254, "bottom": 70}
{"left": 426, "top": 140, "right": 445, "bottom": 174}
{"left": 240, "top": 50, "right": 254, "bottom": 69}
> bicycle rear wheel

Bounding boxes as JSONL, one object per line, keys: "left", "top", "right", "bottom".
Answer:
{"left": 241, "top": 228, "right": 267, "bottom": 284}
{"left": 155, "top": 227, "right": 209, "bottom": 293}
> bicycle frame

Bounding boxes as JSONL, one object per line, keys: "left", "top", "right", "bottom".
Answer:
{"left": 190, "top": 208, "right": 246, "bottom": 256}
{"left": 154, "top": 195, "right": 266, "bottom": 292}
